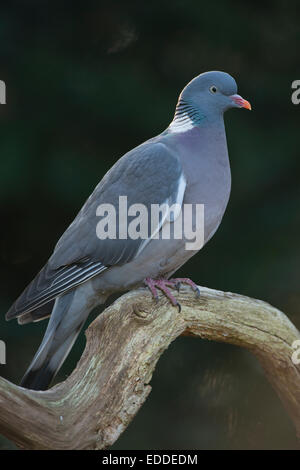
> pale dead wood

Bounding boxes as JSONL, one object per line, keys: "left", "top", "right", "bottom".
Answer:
{"left": 0, "top": 285, "right": 299, "bottom": 449}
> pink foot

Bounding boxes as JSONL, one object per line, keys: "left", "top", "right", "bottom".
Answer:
{"left": 169, "top": 278, "right": 200, "bottom": 296}
{"left": 144, "top": 277, "right": 200, "bottom": 312}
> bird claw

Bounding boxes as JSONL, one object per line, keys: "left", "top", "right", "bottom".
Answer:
{"left": 144, "top": 278, "right": 181, "bottom": 310}
{"left": 171, "top": 278, "right": 200, "bottom": 298}
{"left": 195, "top": 286, "right": 201, "bottom": 297}
{"left": 175, "top": 282, "right": 181, "bottom": 292}
{"left": 144, "top": 277, "right": 199, "bottom": 311}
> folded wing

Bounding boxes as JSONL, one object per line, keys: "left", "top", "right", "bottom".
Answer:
{"left": 6, "top": 141, "right": 186, "bottom": 321}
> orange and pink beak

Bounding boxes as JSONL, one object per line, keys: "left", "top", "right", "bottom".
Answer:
{"left": 230, "top": 94, "right": 251, "bottom": 110}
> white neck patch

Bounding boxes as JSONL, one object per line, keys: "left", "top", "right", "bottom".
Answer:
{"left": 168, "top": 113, "right": 195, "bottom": 134}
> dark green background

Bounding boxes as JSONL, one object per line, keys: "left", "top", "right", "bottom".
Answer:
{"left": 0, "top": 0, "right": 299, "bottom": 449}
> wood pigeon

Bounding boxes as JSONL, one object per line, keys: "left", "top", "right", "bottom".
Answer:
{"left": 5, "top": 71, "right": 251, "bottom": 390}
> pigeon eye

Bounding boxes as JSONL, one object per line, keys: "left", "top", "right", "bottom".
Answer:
{"left": 210, "top": 85, "right": 218, "bottom": 94}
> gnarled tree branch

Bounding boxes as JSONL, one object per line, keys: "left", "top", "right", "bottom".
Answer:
{"left": 0, "top": 285, "right": 299, "bottom": 449}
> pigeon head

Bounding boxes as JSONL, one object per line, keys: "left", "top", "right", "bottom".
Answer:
{"left": 178, "top": 71, "right": 251, "bottom": 120}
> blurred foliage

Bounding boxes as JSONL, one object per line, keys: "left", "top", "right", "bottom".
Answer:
{"left": 0, "top": 0, "right": 299, "bottom": 450}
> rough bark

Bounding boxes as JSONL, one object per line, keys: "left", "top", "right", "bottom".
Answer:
{"left": 0, "top": 285, "right": 299, "bottom": 449}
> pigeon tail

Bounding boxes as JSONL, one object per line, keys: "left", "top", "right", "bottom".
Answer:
{"left": 20, "top": 325, "right": 83, "bottom": 391}
{"left": 19, "top": 287, "right": 98, "bottom": 390}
